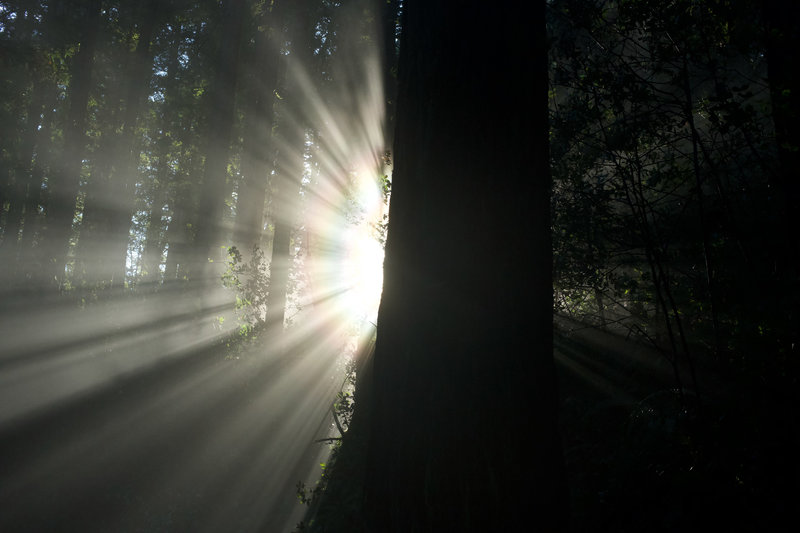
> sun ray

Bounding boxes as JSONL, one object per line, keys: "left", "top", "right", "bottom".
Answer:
{"left": 0, "top": 3, "right": 389, "bottom": 531}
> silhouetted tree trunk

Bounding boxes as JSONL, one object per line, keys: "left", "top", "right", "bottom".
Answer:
{"left": 154, "top": 28, "right": 199, "bottom": 286}
{"left": 190, "top": 0, "right": 245, "bottom": 286}
{"left": 92, "top": 0, "right": 160, "bottom": 288}
{"left": 0, "top": 8, "right": 38, "bottom": 278}
{"left": 16, "top": 87, "right": 56, "bottom": 286}
{"left": 39, "top": 0, "right": 101, "bottom": 289}
{"left": 0, "top": 69, "right": 47, "bottom": 278}
{"left": 139, "top": 135, "right": 172, "bottom": 285}
{"left": 363, "top": 3, "right": 566, "bottom": 532}
{"left": 163, "top": 193, "right": 190, "bottom": 282}
{"left": 763, "top": 0, "right": 800, "bottom": 357}
{"left": 139, "top": 31, "right": 181, "bottom": 287}
{"left": 233, "top": 3, "right": 282, "bottom": 255}
{"left": 263, "top": 218, "right": 292, "bottom": 333}
{"left": 263, "top": 0, "right": 314, "bottom": 336}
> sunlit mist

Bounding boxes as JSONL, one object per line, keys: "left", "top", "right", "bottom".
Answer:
{"left": 0, "top": 1, "right": 389, "bottom": 531}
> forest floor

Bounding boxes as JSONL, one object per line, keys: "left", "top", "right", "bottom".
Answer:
{"left": 1, "top": 307, "right": 794, "bottom": 532}
{"left": 0, "top": 317, "right": 339, "bottom": 533}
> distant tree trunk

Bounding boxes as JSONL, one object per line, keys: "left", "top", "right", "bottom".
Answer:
{"left": 262, "top": 119, "right": 300, "bottom": 337}
{"left": 0, "top": 8, "right": 35, "bottom": 267}
{"left": 39, "top": 0, "right": 101, "bottom": 289}
{"left": 0, "top": 164, "right": 8, "bottom": 232}
{"left": 73, "top": 2, "right": 159, "bottom": 290}
{"left": 143, "top": 33, "right": 188, "bottom": 287}
{"left": 0, "top": 73, "right": 47, "bottom": 276}
{"left": 263, "top": 218, "right": 292, "bottom": 333}
{"left": 163, "top": 196, "right": 189, "bottom": 283}
{"left": 139, "top": 143, "right": 171, "bottom": 286}
{"left": 102, "top": 2, "right": 160, "bottom": 289}
{"left": 263, "top": 0, "right": 314, "bottom": 336}
{"left": 233, "top": 3, "right": 282, "bottom": 255}
{"left": 190, "top": 0, "right": 245, "bottom": 286}
{"left": 73, "top": 87, "right": 123, "bottom": 286}
{"left": 363, "top": 3, "right": 566, "bottom": 532}
{"left": 16, "top": 88, "right": 56, "bottom": 284}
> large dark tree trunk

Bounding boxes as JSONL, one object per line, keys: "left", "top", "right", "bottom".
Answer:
{"left": 363, "top": 2, "right": 566, "bottom": 532}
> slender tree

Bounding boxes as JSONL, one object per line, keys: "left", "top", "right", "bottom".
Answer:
{"left": 190, "top": 0, "right": 246, "bottom": 286}
{"left": 262, "top": 0, "right": 316, "bottom": 336}
{"left": 37, "top": 0, "right": 102, "bottom": 288}
{"left": 233, "top": 0, "right": 282, "bottom": 255}
{"left": 79, "top": 0, "right": 161, "bottom": 289}
{"left": 139, "top": 26, "right": 184, "bottom": 286}
{"left": 0, "top": 54, "right": 47, "bottom": 277}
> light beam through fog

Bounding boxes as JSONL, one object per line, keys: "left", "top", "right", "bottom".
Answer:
{"left": 0, "top": 3, "right": 388, "bottom": 531}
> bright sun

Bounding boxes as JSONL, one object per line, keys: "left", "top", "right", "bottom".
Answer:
{"left": 345, "top": 227, "right": 384, "bottom": 322}
{"left": 341, "top": 169, "right": 386, "bottom": 323}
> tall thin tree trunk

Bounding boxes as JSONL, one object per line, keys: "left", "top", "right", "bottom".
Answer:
{"left": 39, "top": 0, "right": 101, "bottom": 289}
{"left": 139, "top": 149, "right": 170, "bottom": 286}
{"left": 105, "top": 4, "right": 159, "bottom": 289}
{"left": 0, "top": 75, "right": 46, "bottom": 277}
{"left": 263, "top": 0, "right": 314, "bottom": 336}
{"left": 163, "top": 200, "right": 187, "bottom": 283}
{"left": 233, "top": 3, "right": 282, "bottom": 255}
{"left": 141, "top": 31, "right": 184, "bottom": 287}
{"left": 74, "top": 100, "right": 121, "bottom": 287}
{"left": 75, "top": 2, "right": 159, "bottom": 290}
{"left": 190, "top": 0, "right": 245, "bottom": 287}
{"left": 17, "top": 89, "right": 56, "bottom": 286}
